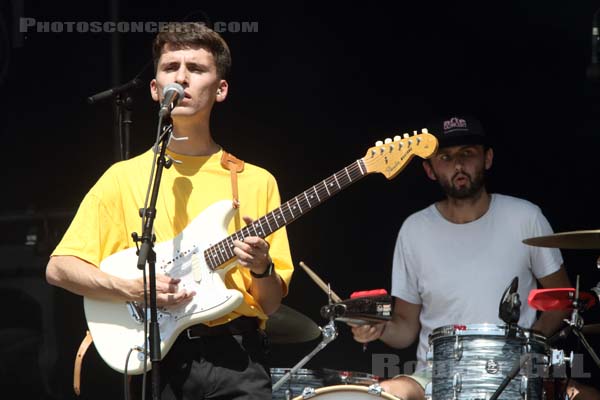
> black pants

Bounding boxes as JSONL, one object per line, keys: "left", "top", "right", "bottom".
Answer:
{"left": 131, "top": 328, "right": 271, "bottom": 400}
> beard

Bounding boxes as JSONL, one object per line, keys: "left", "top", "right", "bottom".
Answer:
{"left": 436, "top": 169, "right": 486, "bottom": 199}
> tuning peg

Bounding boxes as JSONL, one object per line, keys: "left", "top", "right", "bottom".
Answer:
{"left": 393, "top": 135, "right": 401, "bottom": 141}
{"left": 375, "top": 140, "right": 383, "bottom": 147}
{"left": 421, "top": 128, "right": 428, "bottom": 133}
{"left": 403, "top": 133, "right": 409, "bottom": 139}
{"left": 413, "top": 130, "right": 418, "bottom": 135}
{"left": 384, "top": 138, "right": 392, "bottom": 144}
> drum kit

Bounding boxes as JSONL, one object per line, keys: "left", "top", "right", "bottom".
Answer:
{"left": 267, "top": 229, "right": 600, "bottom": 399}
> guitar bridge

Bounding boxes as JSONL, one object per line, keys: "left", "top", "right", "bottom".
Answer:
{"left": 127, "top": 302, "right": 145, "bottom": 325}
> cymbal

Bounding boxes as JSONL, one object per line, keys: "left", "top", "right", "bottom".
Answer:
{"left": 265, "top": 304, "right": 321, "bottom": 344}
{"left": 523, "top": 230, "right": 600, "bottom": 249}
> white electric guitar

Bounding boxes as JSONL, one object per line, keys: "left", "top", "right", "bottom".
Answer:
{"left": 84, "top": 130, "right": 438, "bottom": 374}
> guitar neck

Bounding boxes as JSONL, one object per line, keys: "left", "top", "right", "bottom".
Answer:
{"left": 205, "top": 159, "right": 368, "bottom": 270}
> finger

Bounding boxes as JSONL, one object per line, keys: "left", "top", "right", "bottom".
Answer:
{"left": 242, "top": 216, "right": 254, "bottom": 225}
{"left": 159, "top": 290, "right": 195, "bottom": 306}
{"left": 154, "top": 278, "right": 180, "bottom": 293}
{"left": 233, "top": 239, "right": 253, "bottom": 254}
{"left": 232, "top": 246, "right": 255, "bottom": 265}
{"left": 156, "top": 274, "right": 180, "bottom": 282}
{"left": 243, "top": 236, "right": 270, "bottom": 251}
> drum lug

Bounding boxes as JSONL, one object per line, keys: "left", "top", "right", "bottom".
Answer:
{"left": 301, "top": 387, "right": 316, "bottom": 399}
{"left": 424, "top": 382, "right": 432, "bottom": 400}
{"left": 453, "top": 372, "right": 462, "bottom": 399}
{"left": 454, "top": 336, "right": 463, "bottom": 360}
{"left": 551, "top": 349, "right": 573, "bottom": 368}
{"left": 368, "top": 383, "right": 383, "bottom": 395}
{"left": 520, "top": 375, "right": 528, "bottom": 399}
{"left": 426, "top": 347, "right": 433, "bottom": 362}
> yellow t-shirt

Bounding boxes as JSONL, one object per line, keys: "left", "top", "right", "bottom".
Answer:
{"left": 52, "top": 148, "right": 294, "bottom": 327}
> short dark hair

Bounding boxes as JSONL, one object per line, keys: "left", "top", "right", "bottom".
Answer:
{"left": 152, "top": 22, "right": 232, "bottom": 79}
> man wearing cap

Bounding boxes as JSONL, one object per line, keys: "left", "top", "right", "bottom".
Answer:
{"left": 352, "top": 115, "right": 573, "bottom": 399}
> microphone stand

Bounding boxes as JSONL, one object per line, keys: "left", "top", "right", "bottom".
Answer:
{"left": 131, "top": 117, "right": 173, "bottom": 400}
{"left": 87, "top": 77, "right": 142, "bottom": 161}
{"left": 489, "top": 277, "right": 522, "bottom": 400}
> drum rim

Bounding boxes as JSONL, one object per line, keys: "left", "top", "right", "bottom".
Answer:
{"left": 429, "top": 323, "right": 547, "bottom": 343}
{"left": 321, "top": 368, "right": 379, "bottom": 379}
{"left": 269, "top": 367, "right": 324, "bottom": 375}
{"left": 291, "top": 384, "right": 396, "bottom": 399}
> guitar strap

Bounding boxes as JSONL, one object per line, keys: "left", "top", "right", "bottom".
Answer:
{"left": 73, "top": 330, "right": 92, "bottom": 395}
{"left": 72, "top": 149, "right": 246, "bottom": 395}
{"left": 220, "top": 150, "right": 245, "bottom": 209}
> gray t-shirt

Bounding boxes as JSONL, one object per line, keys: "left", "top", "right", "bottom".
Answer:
{"left": 391, "top": 193, "right": 563, "bottom": 370}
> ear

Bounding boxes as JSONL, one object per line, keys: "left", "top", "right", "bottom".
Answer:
{"left": 215, "top": 79, "right": 229, "bottom": 102}
{"left": 484, "top": 147, "right": 494, "bottom": 170}
{"left": 422, "top": 160, "right": 438, "bottom": 181}
{"left": 150, "top": 79, "right": 159, "bottom": 102}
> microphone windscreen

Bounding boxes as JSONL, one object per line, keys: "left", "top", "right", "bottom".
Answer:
{"left": 163, "top": 83, "right": 185, "bottom": 98}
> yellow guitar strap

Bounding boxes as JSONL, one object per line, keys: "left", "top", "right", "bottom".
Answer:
{"left": 72, "top": 150, "right": 245, "bottom": 395}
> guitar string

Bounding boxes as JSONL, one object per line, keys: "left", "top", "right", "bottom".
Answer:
{"left": 204, "top": 159, "right": 367, "bottom": 270}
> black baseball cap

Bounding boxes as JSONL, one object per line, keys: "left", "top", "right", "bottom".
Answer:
{"left": 427, "top": 115, "right": 489, "bottom": 149}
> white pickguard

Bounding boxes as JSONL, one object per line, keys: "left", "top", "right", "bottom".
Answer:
{"left": 83, "top": 200, "right": 245, "bottom": 375}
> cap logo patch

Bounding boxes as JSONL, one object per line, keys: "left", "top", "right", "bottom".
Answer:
{"left": 443, "top": 117, "right": 467, "bottom": 133}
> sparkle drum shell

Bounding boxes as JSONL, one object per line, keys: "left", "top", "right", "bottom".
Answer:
{"left": 429, "top": 324, "right": 549, "bottom": 400}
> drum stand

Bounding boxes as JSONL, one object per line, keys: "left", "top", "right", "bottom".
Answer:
{"left": 561, "top": 275, "right": 600, "bottom": 369}
{"left": 271, "top": 317, "right": 338, "bottom": 395}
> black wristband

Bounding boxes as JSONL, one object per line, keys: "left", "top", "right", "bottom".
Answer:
{"left": 250, "top": 262, "right": 274, "bottom": 278}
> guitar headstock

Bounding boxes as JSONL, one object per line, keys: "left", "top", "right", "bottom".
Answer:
{"left": 362, "top": 129, "right": 438, "bottom": 179}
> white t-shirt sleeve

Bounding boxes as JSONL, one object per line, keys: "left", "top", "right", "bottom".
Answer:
{"left": 391, "top": 223, "right": 422, "bottom": 304}
{"left": 528, "top": 206, "right": 563, "bottom": 279}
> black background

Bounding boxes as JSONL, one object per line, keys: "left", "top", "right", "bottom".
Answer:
{"left": 1, "top": 1, "right": 600, "bottom": 398}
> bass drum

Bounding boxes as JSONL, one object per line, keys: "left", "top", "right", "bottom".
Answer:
{"left": 292, "top": 384, "right": 399, "bottom": 399}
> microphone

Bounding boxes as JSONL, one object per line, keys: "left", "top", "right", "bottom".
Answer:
{"left": 87, "top": 78, "right": 142, "bottom": 104}
{"left": 499, "top": 276, "right": 521, "bottom": 325}
{"left": 159, "top": 83, "right": 185, "bottom": 118}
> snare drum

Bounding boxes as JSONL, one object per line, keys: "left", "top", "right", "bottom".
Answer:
{"left": 271, "top": 368, "right": 329, "bottom": 400}
{"left": 271, "top": 368, "right": 380, "bottom": 399}
{"left": 429, "top": 323, "right": 549, "bottom": 400}
{"left": 292, "top": 384, "right": 398, "bottom": 399}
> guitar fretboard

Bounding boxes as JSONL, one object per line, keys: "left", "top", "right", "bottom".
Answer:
{"left": 204, "top": 159, "right": 367, "bottom": 270}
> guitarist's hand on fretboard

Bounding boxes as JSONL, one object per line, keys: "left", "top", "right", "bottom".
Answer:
{"left": 232, "top": 216, "right": 272, "bottom": 275}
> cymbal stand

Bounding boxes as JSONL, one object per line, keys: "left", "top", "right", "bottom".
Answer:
{"left": 271, "top": 319, "right": 338, "bottom": 394}
{"left": 566, "top": 275, "right": 600, "bottom": 369}
{"left": 272, "top": 284, "right": 339, "bottom": 395}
